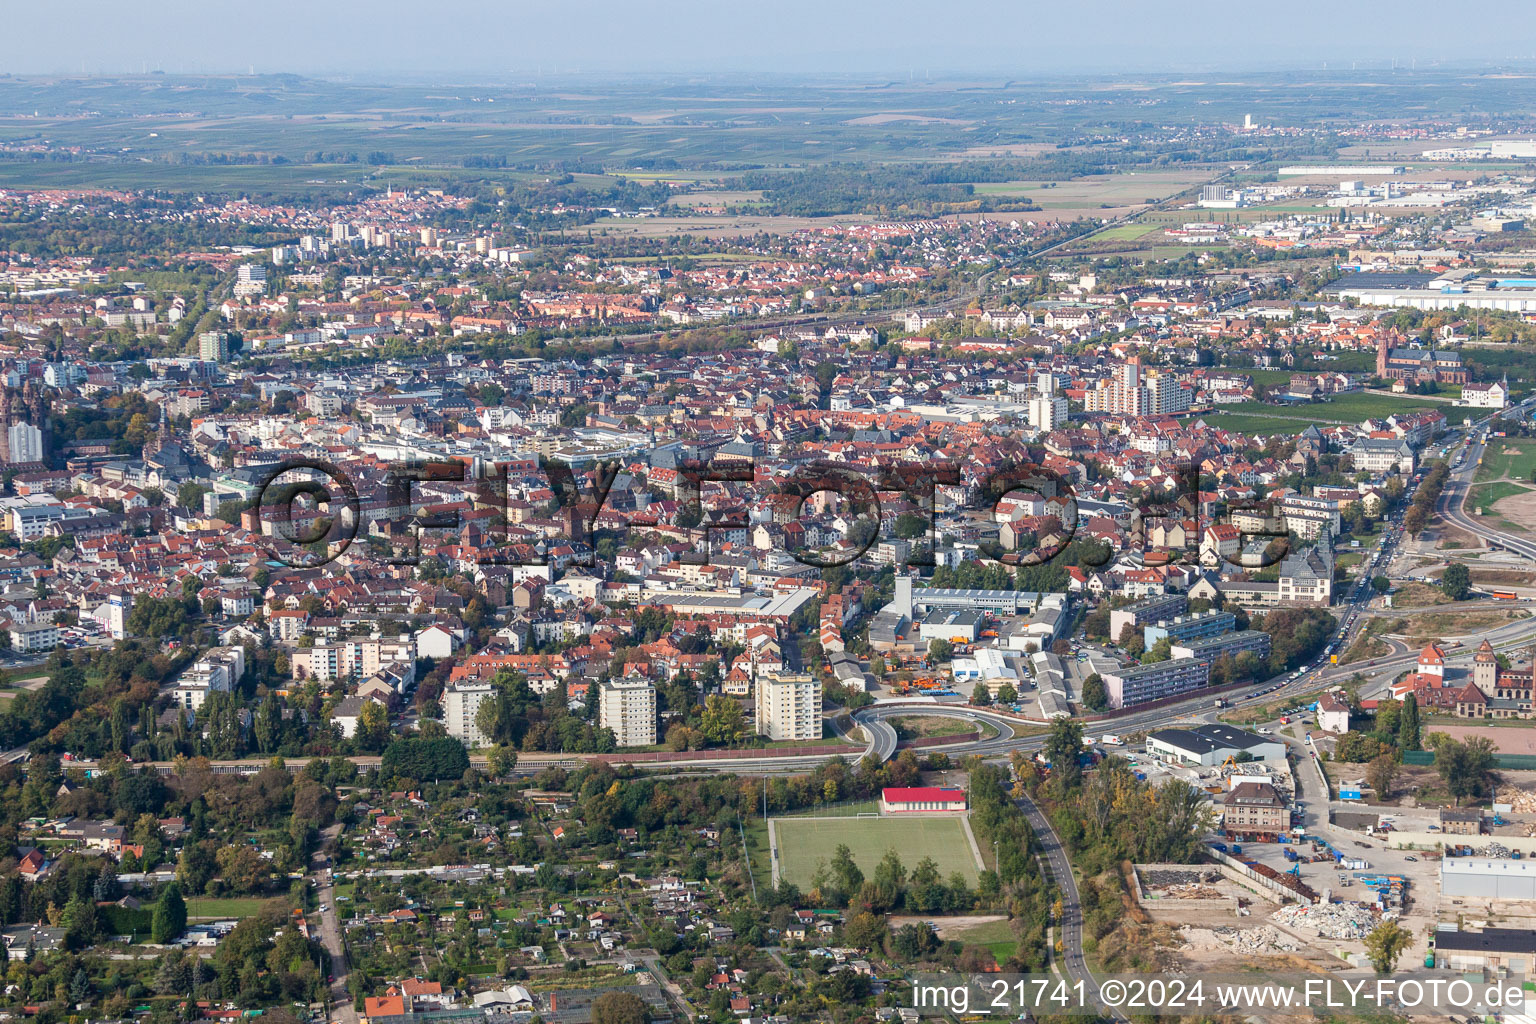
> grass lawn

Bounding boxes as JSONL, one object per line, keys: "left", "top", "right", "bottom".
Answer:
{"left": 1476, "top": 440, "right": 1536, "bottom": 483}
{"left": 744, "top": 818, "right": 772, "bottom": 896}
{"left": 1243, "top": 369, "right": 1305, "bottom": 385}
{"left": 186, "top": 897, "right": 272, "bottom": 920}
{"left": 949, "top": 918, "right": 1018, "bottom": 962}
{"left": 1468, "top": 481, "right": 1533, "bottom": 512}
{"left": 771, "top": 815, "right": 980, "bottom": 890}
{"left": 890, "top": 715, "right": 978, "bottom": 740}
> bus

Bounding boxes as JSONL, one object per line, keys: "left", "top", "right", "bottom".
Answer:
{"left": 1492, "top": 590, "right": 1518, "bottom": 601}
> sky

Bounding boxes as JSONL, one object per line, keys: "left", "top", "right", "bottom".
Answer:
{"left": 8, "top": 0, "right": 1536, "bottom": 77}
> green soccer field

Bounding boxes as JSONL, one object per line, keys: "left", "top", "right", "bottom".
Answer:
{"left": 770, "top": 815, "right": 981, "bottom": 889}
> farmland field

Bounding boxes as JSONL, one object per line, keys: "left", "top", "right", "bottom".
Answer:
{"left": 770, "top": 815, "right": 981, "bottom": 890}
{"left": 1090, "top": 223, "right": 1162, "bottom": 241}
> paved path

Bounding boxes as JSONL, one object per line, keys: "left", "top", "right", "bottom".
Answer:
{"left": 311, "top": 825, "right": 355, "bottom": 1024}
{"left": 767, "top": 818, "right": 780, "bottom": 887}
{"left": 958, "top": 815, "right": 986, "bottom": 873}
{"left": 1014, "top": 794, "right": 1092, "bottom": 989}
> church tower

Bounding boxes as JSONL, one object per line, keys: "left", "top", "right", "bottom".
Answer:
{"left": 1375, "top": 330, "right": 1390, "bottom": 378}
{"left": 1473, "top": 639, "right": 1499, "bottom": 697}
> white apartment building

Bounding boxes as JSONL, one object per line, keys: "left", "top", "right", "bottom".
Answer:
{"left": 1145, "top": 370, "right": 1190, "bottom": 415}
{"left": 1279, "top": 494, "right": 1341, "bottom": 539}
{"left": 444, "top": 682, "right": 494, "bottom": 747}
{"left": 232, "top": 265, "right": 267, "bottom": 298}
{"left": 305, "top": 391, "right": 344, "bottom": 417}
{"left": 8, "top": 621, "right": 60, "bottom": 654}
{"left": 291, "top": 636, "right": 416, "bottom": 683}
{"left": 172, "top": 646, "right": 246, "bottom": 711}
{"left": 198, "top": 331, "right": 230, "bottom": 362}
{"left": 755, "top": 672, "right": 822, "bottom": 742}
{"left": 599, "top": 678, "right": 657, "bottom": 748}
{"left": 1027, "top": 391, "right": 1067, "bottom": 432}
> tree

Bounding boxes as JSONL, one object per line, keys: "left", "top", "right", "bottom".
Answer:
{"left": 1363, "top": 919, "right": 1412, "bottom": 974}
{"left": 700, "top": 695, "right": 747, "bottom": 745}
{"left": 843, "top": 910, "right": 886, "bottom": 949}
{"left": 928, "top": 639, "right": 953, "bottom": 663}
{"left": 1441, "top": 563, "right": 1471, "bottom": 601}
{"left": 1044, "top": 718, "right": 1085, "bottom": 790}
{"left": 970, "top": 681, "right": 992, "bottom": 706}
{"left": 1081, "top": 673, "right": 1107, "bottom": 712}
{"left": 473, "top": 693, "right": 505, "bottom": 748}
{"left": 1371, "top": 575, "right": 1391, "bottom": 594}
{"left": 354, "top": 700, "right": 390, "bottom": 752}
{"left": 380, "top": 736, "right": 470, "bottom": 781}
{"left": 61, "top": 894, "right": 97, "bottom": 949}
{"left": 1399, "top": 693, "right": 1421, "bottom": 752}
{"left": 1366, "top": 753, "right": 1399, "bottom": 800}
{"left": 1431, "top": 734, "right": 1497, "bottom": 805}
{"left": 829, "top": 844, "right": 864, "bottom": 896}
{"left": 995, "top": 681, "right": 1018, "bottom": 705}
{"left": 152, "top": 882, "right": 187, "bottom": 944}
{"left": 591, "top": 990, "right": 649, "bottom": 1024}
{"left": 487, "top": 745, "right": 518, "bottom": 778}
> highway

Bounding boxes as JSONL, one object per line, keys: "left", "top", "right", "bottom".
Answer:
{"left": 1014, "top": 790, "right": 1114, "bottom": 1016}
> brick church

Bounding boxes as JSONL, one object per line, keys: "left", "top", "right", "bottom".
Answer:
{"left": 1392, "top": 640, "right": 1536, "bottom": 718}
{"left": 1375, "top": 329, "right": 1468, "bottom": 385}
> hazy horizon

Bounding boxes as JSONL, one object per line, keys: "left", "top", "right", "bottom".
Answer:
{"left": 10, "top": 0, "right": 1536, "bottom": 78}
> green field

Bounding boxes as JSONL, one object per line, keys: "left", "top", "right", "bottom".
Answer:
{"left": 771, "top": 815, "right": 981, "bottom": 889}
{"left": 1477, "top": 440, "right": 1536, "bottom": 484}
{"left": 949, "top": 918, "right": 1018, "bottom": 962}
{"left": 1242, "top": 369, "right": 1304, "bottom": 385}
{"left": 1200, "top": 392, "right": 1444, "bottom": 434}
{"left": 1469, "top": 481, "right": 1533, "bottom": 512}
{"left": 1229, "top": 393, "right": 1442, "bottom": 421}
{"left": 1197, "top": 412, "right": 1319, "bottom": 435}
{"left": 186, "top": 897, "right": 272, "bottom": 920}
{"left": 1090, "top": 222, "right": 1161, "bottom": 241}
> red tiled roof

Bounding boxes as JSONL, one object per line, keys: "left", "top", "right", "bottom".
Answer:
{"left": 882, "top": 787, "right": 966, "bottom": 803}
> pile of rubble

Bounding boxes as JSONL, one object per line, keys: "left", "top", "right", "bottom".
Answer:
{"left": 1214, "top": 925, "right": 1298, "bottom": 954}
{"left": 1271, "top": 901, "right": 1376, "bottom": 940}
{"left": 1212, "top": 762, "right": 1295, "bottom": 798}
{"left": 1504, "top": 788, "right": 1536, "bottom": 814}
{"left": 1155, "top": 883, "right": 1225, "bottom": 900}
